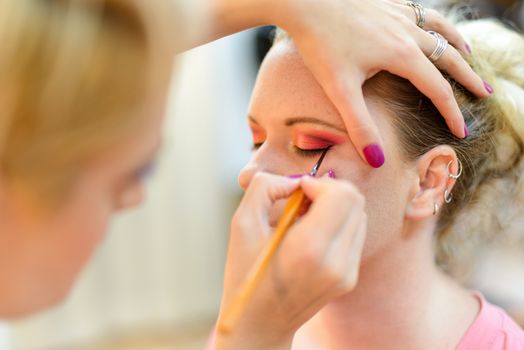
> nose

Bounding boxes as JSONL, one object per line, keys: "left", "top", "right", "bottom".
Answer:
{"left": 238, "top": 144, "right": 290, "bottom": 190}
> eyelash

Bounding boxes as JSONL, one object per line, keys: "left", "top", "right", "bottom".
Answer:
{"left": 292, "top": 146, "right": 326, "bottom": 157}
{"left": 252, "top": 142, "right": 326, "bottom": 158}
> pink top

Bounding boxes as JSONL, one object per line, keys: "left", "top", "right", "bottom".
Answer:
{"left": 208, "top": 293, "right": 524, "bottom": 349}
{"left": 457, "top": 293, "right": 524, "bottom": 350}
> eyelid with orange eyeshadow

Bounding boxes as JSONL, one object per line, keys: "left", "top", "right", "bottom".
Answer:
{"left": 248, "top": 121, "right": 347, "bottom": 152}
{"left": 292, "top": 130, "right": 346, "bottom": 150}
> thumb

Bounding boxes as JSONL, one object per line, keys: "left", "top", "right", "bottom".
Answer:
{"left": 240, "top": 173, "right": 301, "bottom": 219}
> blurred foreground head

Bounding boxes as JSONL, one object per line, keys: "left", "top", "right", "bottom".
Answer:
{"left": 0, "top": 0, "right": 179, "bottom": 200}
{"left": 0, "top": 0, "right": 179, "bottom": 317}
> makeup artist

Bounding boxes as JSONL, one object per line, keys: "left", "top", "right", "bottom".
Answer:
{"left": 0, "top": 0, "right": 490, "bottom": 349}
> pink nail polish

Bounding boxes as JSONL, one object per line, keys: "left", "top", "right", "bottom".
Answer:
{"left": 464, "top": 124, "right": 469, "bottom": 138}
{"left": 484, "top": 81, "right": 494, "bottom": 94}
{"left": 328, "top": 169, "right": 336, "bottom": 179}
{"left": 287, "top": 173, "right": 307, "bottom": 179}
{"left": 465, "top": 43, "right": 472, "bottom": 54}
{"left": 363, "top": 144, "right": 385, "bottom": 168}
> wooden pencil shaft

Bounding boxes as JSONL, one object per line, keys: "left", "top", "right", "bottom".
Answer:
{"left": 218, "top": 189, "right": 305, "bottom": 333}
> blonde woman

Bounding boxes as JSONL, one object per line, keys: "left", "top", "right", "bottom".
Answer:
{"left": 215, "top": 18, "right": 524, "bottom": 349}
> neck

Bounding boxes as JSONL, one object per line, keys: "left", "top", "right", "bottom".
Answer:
{"left": 308, "top": 219, "right": 478, "bottom": 350}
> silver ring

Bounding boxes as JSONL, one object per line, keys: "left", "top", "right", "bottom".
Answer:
{"left": 427, "top": 31, "right": 448, "bottom": 63}
{"left": 405, "top": 1, "right": 426, "bottom": 29}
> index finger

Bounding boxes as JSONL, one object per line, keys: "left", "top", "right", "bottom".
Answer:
{"left": 239, "top": 172, "right": 300, "bottom": 215}
{"left": 325, "top": 76, "right": 386, "bottom": 168}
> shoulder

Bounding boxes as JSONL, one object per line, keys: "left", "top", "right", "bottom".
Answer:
{"left": 457, "top": 293, "right": 524, "bottom": 350}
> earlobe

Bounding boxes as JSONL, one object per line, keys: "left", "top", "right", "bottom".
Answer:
{"left": 405, "top": 188, "right": 438, "bottom": 219}
{"left": 405, "top": 146, "right": 459, "bottom": 221}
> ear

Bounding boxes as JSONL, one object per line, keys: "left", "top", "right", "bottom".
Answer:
{"left": 405, "top": 146, "right": 460, "bottom": 220}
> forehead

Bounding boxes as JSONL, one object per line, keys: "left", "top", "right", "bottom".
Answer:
{"left": 250, "top": 40, "right": 407, "bottom": 166}
{"left": 250, "top": 41, "right": 342, "bottom": 123}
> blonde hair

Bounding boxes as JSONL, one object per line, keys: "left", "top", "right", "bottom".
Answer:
{"left": 0, "top": 0, "right": 177, "bottom": 203}
{"left": 275, "top": 19, "right": 524, "bottom": 276}
{"left": 435, "top": 19, "right": 524, "bottom": 276}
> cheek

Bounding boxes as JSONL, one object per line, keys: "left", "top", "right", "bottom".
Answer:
{"left": 326, "top": 155, "right": 409, "bottom": 262}
{"left": 65, "top": 206, "right": 110, "bottom": 262}
{"left": 358, "top": 167, "right": 409, "bottom": 261}
{"left": 64, "top": 191, "right": 113, "bottom": 262}
{"left": 45, "top": 188, "right": 114, "bottom": 292}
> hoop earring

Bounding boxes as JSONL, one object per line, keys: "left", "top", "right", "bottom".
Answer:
{"left": 433, "top": 202, "right": 439, "bottom": 215}
{"left": 444, "top": 189, "right": 453, "bottom": 203}
{"left": 448, "top": 159, "right": 463, "bottom": 180}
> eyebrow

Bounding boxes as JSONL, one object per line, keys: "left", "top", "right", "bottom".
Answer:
{"left": 249, "top": 115, "right": 346, "bottom": 133}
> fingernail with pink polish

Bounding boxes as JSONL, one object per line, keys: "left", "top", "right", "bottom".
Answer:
{"left": 484, "top": 81, "right": 494, "bottom": 94}
{"left": 328, "top": 169, "right": 336, "bottom": 179}
{"left": 465, "top": 43, "right": 472, "bottom": 54}
{"left": 363, "top": 144, "right": 385, "bottom": 168}
{"left": 464, "top": 124, "right": 469, "bottom": 138}
{"left": 287, "top": 173, "right": 307, "bottom": 179}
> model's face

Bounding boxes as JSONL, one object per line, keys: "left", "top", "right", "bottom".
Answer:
{"left": 239, "top": 41, "right": 417, "bottom": 264}
{"left": 0, "top": 85, "right": 167, "bottom": 318}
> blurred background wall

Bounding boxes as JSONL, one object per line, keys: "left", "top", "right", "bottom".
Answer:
{"left": 2, "top": 1, "right": 523, "bottom": 349}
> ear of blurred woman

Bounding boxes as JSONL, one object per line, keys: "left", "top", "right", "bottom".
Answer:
{"left": 405, "top": 146, "right": 458, "bottom": 220}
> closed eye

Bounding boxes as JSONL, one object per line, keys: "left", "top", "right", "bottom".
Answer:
{"left": 292, "top": 146, "right": 326, "bottom": 157}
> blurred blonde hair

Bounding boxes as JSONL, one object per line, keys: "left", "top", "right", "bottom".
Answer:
{"left": 275, "top": 19, "right": 524, "bottom": 276}
{"left": 0, "top": 0, "right": 178, "bottom": 203}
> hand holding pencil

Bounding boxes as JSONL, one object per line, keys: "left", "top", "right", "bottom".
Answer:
{"left": 215, "top": 169, "right": 368, "bottom": 349}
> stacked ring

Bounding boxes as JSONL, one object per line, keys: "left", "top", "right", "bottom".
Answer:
{"left": 405, "top": 1, "right": 426, "bottom": 29}
{"left": 427, "top": 31, "right": 448, "bottom": 63}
